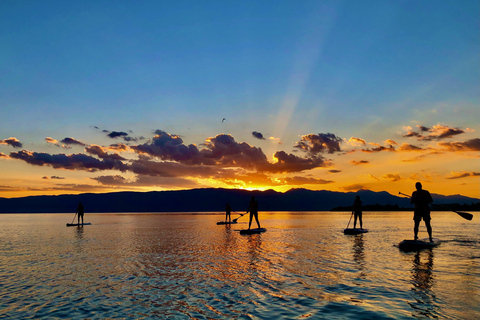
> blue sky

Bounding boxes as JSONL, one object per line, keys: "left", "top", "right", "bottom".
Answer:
{"left": 1, "top": 0, "right": 479, "bottom": 198}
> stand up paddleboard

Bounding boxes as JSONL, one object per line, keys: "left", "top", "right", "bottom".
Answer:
{"left": 344, "top": 228, "right": 368, "bottom": 235}
{"left": 239, "top": 228, "right": 266, "bottom": 235}
{"left": 216, "top": 221, "right": 238, "bottom": 225}
{"left": 66, "top": 223, "right": 92, "bottom": 227}
{"left": 398, "top": 238, "right": 440, "bottom": 251}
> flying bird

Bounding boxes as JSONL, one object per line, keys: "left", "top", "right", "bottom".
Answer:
{"left": 222, "top": 118, "right": 226, "bottom": 123}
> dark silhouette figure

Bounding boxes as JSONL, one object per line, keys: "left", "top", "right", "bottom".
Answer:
{"left": 76, "top": 201, "right": 84, "bottom": 225}
{"left": 247, "top": 196, "right": 260, "bottom": 230}
{"left": 411, "top": 182, "right": 433, "bottom": 242}
{"left": 225, "top": 203, "right": 232, "bottom": 223}
{"left": 352, "top": 195, "right": 363, "bottom": 229}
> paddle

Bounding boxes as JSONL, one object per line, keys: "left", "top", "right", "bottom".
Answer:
{"left": 345, "top": 211, "right": 354, "bottom": 229}
{"left": 398, "top": 192, "right": 473, "bottom": 221}
{"left": 232, "top": 212, "right": 246, "bottom": 223}
{"left": 70, "top": 212, "right": 77, "bottom": 225}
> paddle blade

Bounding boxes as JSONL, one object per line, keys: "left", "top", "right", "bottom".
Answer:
{"left": 455, "top": 211, "right": 473, "bottom": 221}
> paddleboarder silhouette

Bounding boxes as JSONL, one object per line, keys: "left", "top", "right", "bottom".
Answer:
{"left": 225, "top": 203, "right": 232, "bottom": 223}
{"left": 247, "top": 196, "right": 261, "bottom": 230}
{"left": 76, "top": 201, "right": 84, "bottom": 225}
{"left": 352, "top": 195, "right": 363, "bottom": 229}
{"left": 411, "top": 182, "right": 433, "bottom": 242}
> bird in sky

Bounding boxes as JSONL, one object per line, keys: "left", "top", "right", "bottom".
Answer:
{"left": 222, "top": 118, "right": 226, "bottom": 123}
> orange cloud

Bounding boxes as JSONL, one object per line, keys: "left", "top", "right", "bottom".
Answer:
{"left": 45, "top": 137, "right": 58, "bottom": 144}
{"left": 350, "top": 160, "right": 369, "bottom": 165}
{"left": 403, "top": 124, "right": 466, "bottom": 141}
{"left": 361, "top": 145, "right": 395, "bottom": 153}
{"left": 398, "top": 143, "right": 424, "bottom": 151}
{"left": 268, "top": 136, "right": 282, "bottom": 144}
{"left": 438, "top": 138, "right": 480, "bottom": 152}
{"left": 0, "top": 137, "right": 22, "bottom": 148}
{"left": 381, "top": 173, "right": 402, "bottom": 181}
{"left": 348, "top": 137, "right": 366, "bottom": 146}
{"left": 282, "top": 176, "right": 333, "bottom": 185}
{"left": 446, "top": 171, "right": 480, "bottom": 179}
{"left": 384, "top": 139, "right": 398, "bottom": 146}
{"left": 342, "top": 184, "right": 367, "bottom": 192}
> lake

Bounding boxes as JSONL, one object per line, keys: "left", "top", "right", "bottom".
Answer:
{"left": 0, "top": 211, "right": 478, "bottom": 319}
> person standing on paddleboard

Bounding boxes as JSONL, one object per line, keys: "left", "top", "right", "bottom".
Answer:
{"left": 247, "top": 196, "right": 261, "bottom": 230}
{"left": 225, "top": 203, "right": 232, "bottom": 223}
{"left": 76, "top": 201, "right": 84, "bottom": 225}
{"left": 353, "top": 195, "right": 363, "bottom": 229}
{"left": 411, "top": 182, "right": 433, "bottom": 242}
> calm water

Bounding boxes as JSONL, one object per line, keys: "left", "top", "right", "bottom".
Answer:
{"left": 0, "top": 211, "right": 479, "bottom": 319}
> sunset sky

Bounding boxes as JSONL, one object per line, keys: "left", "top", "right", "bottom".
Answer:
{"left": 1, "top": 0, "right": 479, "bottom": 199}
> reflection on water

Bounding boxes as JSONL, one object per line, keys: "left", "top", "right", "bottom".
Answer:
{"left": 409, "top": 249, "right": 436, "bottom": 318}
{"left": 74, "top": 225, "right": 84, "bottom": 240}
{"left": 0, "top": 212, "right": 478, "bottom": 319}
{"left": 352, "top": 234, "right": 366, "bottom": 274}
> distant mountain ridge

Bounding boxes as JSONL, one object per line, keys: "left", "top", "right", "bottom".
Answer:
{"left": 0, "top": 188, "right": 478, "bottom": 213}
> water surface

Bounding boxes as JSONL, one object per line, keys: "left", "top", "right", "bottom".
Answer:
{"left": 1, "top": 211, "right": 478, "bottom": 319}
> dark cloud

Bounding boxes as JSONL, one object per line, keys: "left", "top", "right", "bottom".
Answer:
{"left": 61, "top": 137, "right": 86, "bottom": 146}
{"left": 328, "top": 169, "right": 341, "bottom": 173}
{"left": 438, "top": 138, "right": 480, "bottom": 152}
{"left": 398, "top": 143, "right": 424, "bottom": 151}
{"left": 108, "top": 143, "right": 130, "bottom": 152}
{"left": 107, "top": 131, "right": 129, "bottom": 139}
{"left": 92, "top": 175, "right": 128, "bottom": 185}
{"left": 294, "top": 133, "right": 342, "bottom": 154}
{"left": 260, "top": 151, "right": 327, "bottom": 173}
{"left": 403, "top": 125, "right": 466, "bottom": 141}
{"left": 10, "top": 150, "right": 128, "bottom": 172}
{"left": 417, "top": 125, "right": 430, "bottom": 132}
{"left": 85, "top": 145, "right": 126, "bottom": 160}
{"left": 132, "top": 130, "right": 202, "bottom": 164}
{"left": 361, "top": 145, "right": 396, "bottom": 153}
{"left": 201, "top": 134, "right": 269, "bottom": 169}
{"left": 252, "top": 131, "right": 265, "bottom": 140}
{"left": 0, "top": 137, "right": 23, "bottom": 148}
{"left": 403, "top": 131, "right": 422, "bottom": 138}
{"left": 129, "top": 158, "right": 227, "bottom": 178}
{"left": 108, "top": 131, "right": 140, "bottom": 142}
{"left": 131, "top": 131, "right": 331, "bottom": 174}
{"left": 42, "top": 176, "right": 65, "bottom": 180}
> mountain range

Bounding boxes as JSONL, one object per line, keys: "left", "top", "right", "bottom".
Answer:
{"left": 0, "top": 188, "right": 478, "bottom": 213}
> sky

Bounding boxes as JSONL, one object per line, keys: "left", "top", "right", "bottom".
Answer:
{"left": 1, "top": 0, "right": 479, "bottom": 199}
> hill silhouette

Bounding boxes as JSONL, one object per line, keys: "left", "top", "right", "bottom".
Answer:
{"left": 0, "top": 188, "right": 478, "bottom": 213}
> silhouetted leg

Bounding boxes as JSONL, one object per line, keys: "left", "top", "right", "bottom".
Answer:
{"left": 414, "top": 219, "right": 420, "bottom": 240}
{"left": 354, "top": 214, "right": 357, "bottom": 228}
{"left": 248, "top": 213, "right": 252, "bottom": 230}
{"left": 254, "top": 212, "right": 261, "bottom": 229}
{"left": 359, "top": 214, "right": 363, "bottom": 229}
{"left": 425, "top": 220, "right": 433, "bottom": 242}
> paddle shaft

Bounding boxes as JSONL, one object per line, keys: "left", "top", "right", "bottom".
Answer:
{"left": 398, "top": 192, "right": 473, "bottom": 221}
{"left": 232, "top": 212, "right": 246, "bottom": 222}
{"left": 71, "top": 212, "right": 77, "bottom": 224}
{"left": 346, "top": 211, "right": 354, "bottom": 229}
